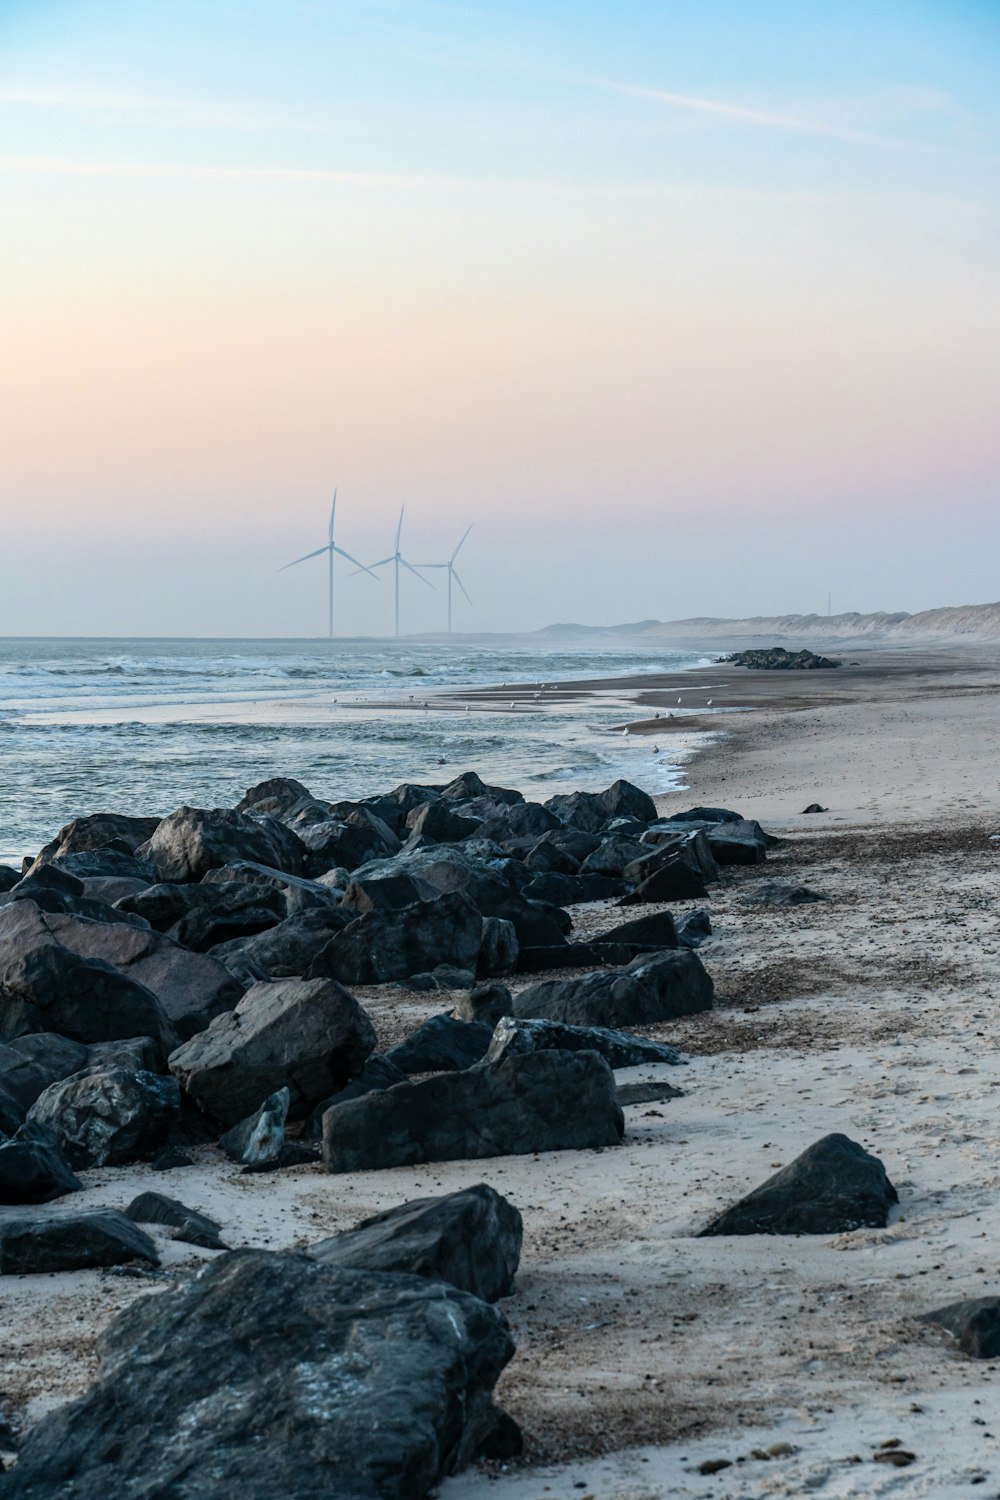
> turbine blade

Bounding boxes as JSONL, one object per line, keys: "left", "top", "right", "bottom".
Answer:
{"left": 332, "top": 545, "right": 380, "bottom": 578}
{"left": 395, "top": 506, "right": 404, "bottom": 552}
{"left": 328, "top": 489, "right": 337, "bottom": 543}
{"left": 277, "top": 545, "right": 328, "bottom": 572}
{"left": 451, "top": 523, "right": 473, "bottom": 562}
{"left": 452, "top": 568, "right": 472, "bottom": 604}
{"left": 401, "top": 557, "right": 434, "bottom": 588}
{"left": 346, "top": 557, "right": 392, "bottom": 578}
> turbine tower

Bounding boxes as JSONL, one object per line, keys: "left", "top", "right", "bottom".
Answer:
{"left": 360, "top": 508, "right": 434, "bottom": 637}
{"left": 277, "top": 491, "right": 376, "bottom": 638}
{"left": 416, "top": 524, "right": 473, "bottom": 633}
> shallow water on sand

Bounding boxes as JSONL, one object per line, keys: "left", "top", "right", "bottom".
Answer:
{"left": 0, "top": 636, "right": 712, "bottom": 862}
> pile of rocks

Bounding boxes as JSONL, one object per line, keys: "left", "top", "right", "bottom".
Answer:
{"left": 720, "top": 647, "right": 841, "bottom": 670}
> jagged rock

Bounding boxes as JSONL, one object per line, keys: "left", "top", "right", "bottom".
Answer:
{"left": 0, "top": 1123, "right": 81, "bottom": 1204}
{"left": 514, "top": 941, "right": 633, "bottom": 973}
{"left": 386, "top": 1016, "right": 494, "bottom": 1075}
{"left": 151, "top": 1147, "right": 193, "bottom": 1171}
{"left": 677, "top": 909, "right": 713, "bottom": 948}
{"left": 311, "top": 1184, "right": 522, "bottom": 1302}
{"left": 520, "top": 871, "right": 625, "bottom": 906}
{"left": 922, "top": 1297, "right": 1000, "bottom": 1359}
{"left": 126, "top": 1191, "right": 226, "bottom": 1250}
{"left": 0, "top": 1042, "right": 59, "bottom": 1116}
{"left": 308, "top": 892, "right": 485, "bottom": 986}
{"left": 4, "top": 1033, "right": 89, "bottom": 1092}
{"left": 322, "top": 1049, "right": 624, "bottom": 1172}
{"left": 622, "top": 836, "right": 710, "bottom": 890}
{"left": 579, "top": 835, "right": 649, "bottom": 877}
{"left": 218, "top": 1087, "right": 290, "bottom": 1166}
{"left": 139, "top": 806, "right": 307, "bottom": 882}
{"left": 483, "top": 1016, "right": 684, "bottom": 1069}
{"left": 44, "top": 849, "right": 158, "bottom": 883}
{"left": 25, "top": 813, "right": 161, "bottom": 872}
{"left": 544, "top": 790, "right": 611, "bottom": 833}
{"left": 451, "top": 983, "right": 513, "bottom": 1026}
{"left": 441, "top": 772, "right": 522, "bottom": 805}
{"left": 477, "top": 916, "right": 519, "bottom": 977}
{"left": 27, "top": 1067, "right": 181, "bottom": 1168}
{"left": 750, "top": 883, "right": 827, "bottom": 907}
{"left": 4, "top": 1248, "right": 516, "bottom": 1498}
{"left": 521, "top": 836, "right": 580, "bottom": 875}
{"left": 802, "top": 803, "right": 828, "bottom": 814}
{"left": 117, "top": 881, "right": 287, "bottom": 950}
{"left": 305, "top": 1054, "right": 408, "bottom": 1138}
{"left": 595, "top": 910, "right": 679, "bottom": 950}
{"left": 0, "top": 865, "right": 21, "bottom": 893}
{"left": 481, "top": 801, "right": 561, "bottom": 840}
{"left": 0, "top": 901, "right": 239, "bottom": 1043}
{"left": 664, "top": 806, "right": 743, "bottom": 825}
{"left": 618, "top": 859, "right": 707, "bottom": 904}
{"left": 618, "top": 1080, "right": 683, "bottom": 1105}
{"left": 699, "top": 1133, "right": 898, "bottom": 1236}
{"left": 297, "top": 808, "right": 401, "bottom": 872}
{"left": 234, "top": 776, "right": 317, "bottom": 820}
{"left": 596, "top": 780, "right": 658, "bottom": 823}
{"left": 203, "top": 861, "right": 338, "bottom": 914}
{"left": 86, "top": 1036, "right": 158, "bottom": 1072}
{"left": 405, "top": 966, "right": 477, "bottom": 993}
{"left": 0, "top": 907, "right": 177, "bottom": 1057}
{"left": 210, "top": 907, "right": 349, "bottom": 981}
{"left": 0, "top": 1210, "right": 158, "bottom": 1275}
{"left": 79, "top": 875, "right": 152, "bottom": 906}
{"left": 404, "top": 801, "right": 481, "bottom": 843}
{"left": 7, "top": 866, "right": 150, "bottom": 926}
{"left": 340, "top": 872, "right": 437, "bottom": 913}
{"left": 168, "top": 976, "right": 376, "bottom": 1127}
{"left": 513, "top": 950, "right": 713, "bottom": 1028}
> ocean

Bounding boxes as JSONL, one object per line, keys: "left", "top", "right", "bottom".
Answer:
{"left": 0, "top": 637, "right": 713, "bottom": 864}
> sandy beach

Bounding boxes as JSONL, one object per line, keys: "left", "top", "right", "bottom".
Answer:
{"left": 3, "top": 643, "right": 1000, "bottom": 1497}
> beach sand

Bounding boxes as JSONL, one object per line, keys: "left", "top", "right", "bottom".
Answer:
{"left": 3, "top": 643, "right": 1000, "bottom": 1496}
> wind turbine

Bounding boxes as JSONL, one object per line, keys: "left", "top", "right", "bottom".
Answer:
{"left": 277, "top": 491, "right": 377, "bottom": 639}
{"left": 360, "top": 507, "right": 434, "bottom": 638}
{"left": 415, "top": 525, "right": 473, "bottom": 633}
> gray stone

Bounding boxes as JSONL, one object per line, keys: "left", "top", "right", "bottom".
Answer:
{"left": 922, "top": 1297, "right": 1000, "bottom": 1359}
{"left": 0, "top": 1123, "right": 81, "bottom": 1204}
{"left": 308, "top": 892, "right": 485, "bottom": 986}
{"left": 386, "top": 1016, "right": 494, "bottom": 1075}
{"left": 27, "top": 1067, "right": 181, "bottom": 1168}
{"left": 125, "top": 1191, "right": 226, "bottom": 1250}
{"left": 139, "top": 805, "right": 307, "bottom": 882}
{"left": 218, "top": 1086, "right": 290, "bottom": 1166}
{"left": 0, "top": 1210, "right": 158, "bottom": 1275}
{"left": 483, "top": 1016, "right": 684, "bottom": 1069}
{"left": 512, "top": 950, "right": 713, "bottom": 1028}
{"left": 699, "top": 1133, "right": 898, "bottom": 1236}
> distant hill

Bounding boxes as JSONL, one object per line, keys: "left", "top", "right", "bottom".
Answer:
{"left": 535, "top": 601, "right": 1000, "bottom": 644}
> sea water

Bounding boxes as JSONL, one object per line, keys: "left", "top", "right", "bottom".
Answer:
{"left": 0, "top": 637, "right": 712, "bottom": 863}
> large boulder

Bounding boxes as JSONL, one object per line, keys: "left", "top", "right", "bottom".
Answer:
{"left": 4, "top": 1249, "right": 515, "bottom": 1499}
{"left": 125, "top": 1191, "right": 226, "bottom": 1251}
{"left": 0, "top": 901, "right": 239, "bottom": 1043}
{"left": 203, "top": 861, "right": 338, "bottom": 913}
{"left": 339, "top": 873, "right": 438, "bottom": 914}
{"left": 512, "top": 950, "right": 712, "bottom": 1028}
{"left": 7, "top": 866, "right": 151, "bottom": 927}
{"left": 168, "top": 977, "right": 376, "bottom": 1126}
{"left": 25, "top": 814, "right": 161, "bottom": 873}
{"left": 699, "top": 1133, "right": 898, "bottom": 1236}
{"left": 117, "top": 881, "right": 287, "bottom": 950}
{"left": 922, "top": 1297, "right": 1000, "bottom": 1360}
{"left": 597, "top": 779, "right": 658, "bottom": 823}
{"left": 139, "top": 806, "right": 307, "bottom": 882}
{"left": 598, "top": 910, "right": 679, "bottom": 949}
{"left": 308, "top": 893, "right": 485, "bottom": 986}
{"left": 0, "top": 1209, "right": 158, "bottom": 1275}
{"left": 311, "top": 1184, "right": 522, "bottom": 1302}
{"left": 483, "top": 1016, "right": 684, "bottom": 1069}
{"left": 385, "top": 1016, "right": 494, "bottom": 1075}
{"left": 210, "top": 908, "right": 349, "bottom": 980}
{"left": 234, "top": 776, "right": 317, "bottom": 821}
{"left": 404, "top": 801, "right": 481, "bottom": 843}
{"left": 27, "top": 1067, "right": 181, "bottom": 1168}
{"left": 0, "top": 1123, "right": 81, "bottom": 1204}
{"left": 322, "top": 1049, "right": 624, "bottom": 1172}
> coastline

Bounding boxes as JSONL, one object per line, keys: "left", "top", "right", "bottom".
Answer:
{"left": 3, "top": 642, "right": 1000, "bottom": 1496}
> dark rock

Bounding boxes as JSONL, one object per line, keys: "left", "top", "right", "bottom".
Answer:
{"left": 664, "top": 806, "right": 744, "bottom": 825}
{"left": 0, "top": 910, "right": 177, "bottom": 1058}
{"left": 322, "top": 1049, "right": 624, "bottom": 1172}
{"left": 802, "top": 803, "right": 828, "bottom": 814}
{"left": 0, "top": 901, "right": 239, "bottom": 1043}
{"left": 305, "top": 1054, "right": 409, "bottom": 1138}
{"left": 298, "top": 808, "right": 401, "bottom": 872}
{"left": 478, "top": 916, "right": 519, "bottom": 977}
{"left": 0, "top": 1210, "right": 158, "bottom": 1275}
{"left": 579, "top": 835, "right": 649, "bottom": 877}
{"left": 311, "top": 1184, "right": 522, "bottom": 1302}
{"left": 168, "top": 976, "right": 376, "bottom": 1126}
{"left": 451, "top": 983, "right": 513, "bottom": 1027}
{"left": 750, "top": 883, "right": 828, "bottom": 907}
{"left": 308, "top": 892, "right": 485, "bottom": 986}
{"left": 723, "top": 647, "right": 840, "bottom": 670}
{"left": 482, "top": 801, "right": 561, "bottom": 840}
{"left": 596, "top": 779, "right": 658, "bottom": 823}
{"left": 696, "top": 820, "right": 771, "bottom": 865}
{"left": 404, "top": 801, "right": 481, "bottom": 843}
{"left": 617, "top": 1080, "right": 684, "bottom": 1105}
{"left": 5, "top": 1248, "right": 515, "bottom": 1499}
{"left": 513, "top": 950, "right": 713, "bottom": 1028}
{"left": 202, "top": 861, "right": 338, "bottom": 913}
{"left": 7, "top": 865, "right": 150, "bottom": 927}
{"left": 138, "top": 805, "right": 307, "bottom": 882}
{"left": 218, "top": 1086, "right": 290, "bottom": 1166}
{"left": 86, "top": 1036, "right": 159, "bottom": 1073}
{"left": 27, "top": 1067, "right": 181, "bottom": 1168}
{"left": 521, "top": 872, "right": 626, "bottom": 906}
{"left": 699, "top": 1133, "right": 898, "bottom": 1236}
{"left": 0, "top": 866, "right": 21, "bottom": 893}
{"left": 0, "top": 1042, "right": 58, "bottom": 1115}
{"left": 234, "top": 776, "right": 316, "bottom": 820}
{"left": 677, "top": 909, "right": 713, "bottom": 948}
{"left": 386, "top": 1016, "right": 494, "bottom": 1075}
{"left": 622, "top": 835, "right": 710, "bottom": 890}
{"left": 922, "top": 1297, "right": 1000, "bottom": 1359}
{"left": 483, "top": 1016, "right": 684, "bottom": 1069}
{"left": 118, "top": 880, "right": 287, "bottom": 950}
{"left": 618, "top": 857, "right": 707, "bottom": 904}
{"left": 339, "top": 872, "right": 437, "bottom": 913}
{"left": 597, "top": 910, "right": 679, "bottom": 950}
{"left": 521, "top": 835, "right": 580, "bottom": 876}
{"left": 0, "top": 1123, "right": 81, "bottom": 1204}
{"left": 78, "top": 876, "right": 152, "bottom": 907}
{"left": 25, "top": 814, "right": 161, "bottom": 872}
{"left": 5, "top": 1033, "right": 89, "bottom": 1092}
{"left": 513, "top": 941, "right": 633, "bottom": 973}
{"left": 210, "top": 907, "right": 349, "bottom": 980}
{"left": 441, "top": 772, "right": 522, "bottom": 806}
{"left": 47, "top": 850, "right": 158, "bottom": 883}
{"left": 544, "top": 789, "right": 610, "bottom": 833}
{"left": 151, "top": 1147, "right": 193, "bottom": 1171}
{"left": 126, "top": 1191, "right": 226, "bottom": 1250}
{"left": 404, "top": 966, "right": 477, "bottom": 993}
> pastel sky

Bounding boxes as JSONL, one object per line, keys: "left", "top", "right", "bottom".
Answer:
{"left": 2, "top": 0, "right": 999, "bottom": 636}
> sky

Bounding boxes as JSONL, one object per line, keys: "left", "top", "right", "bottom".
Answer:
{"left": 1, "top": 0, "right": 999, "bottom": 636}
